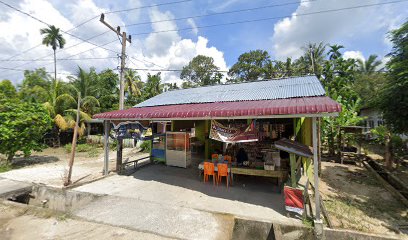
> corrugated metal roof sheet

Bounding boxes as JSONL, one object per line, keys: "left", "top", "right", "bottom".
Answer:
{"left": 135, "top": 76, "right": 325, "bottom": 107}
{"left": 94, "top": 96, "right": 341, "bottom": 120}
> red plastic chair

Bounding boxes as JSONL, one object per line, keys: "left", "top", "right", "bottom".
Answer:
{"left": 217, "top": 163, "right": 229, "bottom": 188}
{"left": 204, "top": 162, "right": 216, "bottom": 185}
{"left": 224, "top": 155, "right": 232, "bottom": 164}
{"left": 211, "top": 154, "right": 218, "bottom": 162}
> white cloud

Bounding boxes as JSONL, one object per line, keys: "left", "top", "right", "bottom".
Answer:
{"left": 343, "top": 51, "right": 365, "bottom": 62}
{"left": 144, "top": 7, "right": 180, "bottom": 57}
{"left": 186, "top": 18, "right": 198, "bottom": 35}
{"left": 271, "top": 0, "right": 407, "bottom": 59}
{"left": 0, "top": 0, "right": 228, "bottom": 88}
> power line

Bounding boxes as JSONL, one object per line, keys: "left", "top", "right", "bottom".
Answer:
{"left": 0, "top": 39, "right": 118, "bottom": 78}
{"left": 130, "top": 0, "right": 408, "bottom": 36}
{"left": 105, "top": 0, "right": 193, "bottom": 14}
{"left": 0, "top": 1, "right": 119, "bottom": 58}
{"left": 0, "top": 66, "right": 75, "bottom": 76}
{"left": 0, "top": 57, "right": 118, "bottom": 62}
{"left": 124, "top": 0, "right": 316, "bottom": 28}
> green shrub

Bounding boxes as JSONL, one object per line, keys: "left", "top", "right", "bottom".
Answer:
{"left": 64, "top": 143, "right": 97, "bottom": 155}
{"left": 140, "top": 140, "right": 151, "bottom": 153}
{"left": 0, "top": 162, "right": 13, "bottom": 173}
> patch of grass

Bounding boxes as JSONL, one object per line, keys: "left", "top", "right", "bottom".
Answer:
{"left": 56, "top": 213, "right": 71, "bottom": 221}
{"left": 0, "top": 162, "right": 13, "bottom": 173}
{"left": 64, "top": 143, "right": 101, "bottom": 157}
{"left": 302, "top": 216, "right": 314, "bottom": 228}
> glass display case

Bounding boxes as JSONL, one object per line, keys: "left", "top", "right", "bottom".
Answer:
{"left": 166, "top": 132, "right": 191, "bottom": 168}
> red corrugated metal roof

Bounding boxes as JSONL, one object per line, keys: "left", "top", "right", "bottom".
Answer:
{"left": 93, "top": 96, "right": 341, "bottom": 120}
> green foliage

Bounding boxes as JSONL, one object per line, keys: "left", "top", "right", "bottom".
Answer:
{"left": 0, "top": 80, "right": 17, "bottom": 99}
{"left": 143, "top": 73, "right": 163, "bottom": 99}
{"left": 354, "top": 73, "right": 387, "bottom": 108}
{"left": 140, "top": 140, "right": 151, "bottom": 153}
{"left": 124, "top": 69, "right": 143, "bottom": 97}
{"left": 0, "top": 99, "right": 52, "bottom": 162}
{"left": 228, "top": 50, "right": 270, "bottom": 82}
{"left": 40, "top": 25, "right": 66, "bottom": 51}
{"left": 0, "top": 162, "right": 13, "bottom": 173}
{"left": 379, "top": 20, "right": 408, "bottom": 134}
{"left": 64, "top": 143, "right": 100, "bottom": 157}
{"left": 370, "top": 125, "right": 388, "bottom": 144}
{"left": 180, "top": 55, "right": 223, "bottom": 86}
{"left": 357, "top": 54, "right": 382, "bottom": 74}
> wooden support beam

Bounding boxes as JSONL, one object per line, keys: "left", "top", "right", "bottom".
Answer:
{"left": 290, "top": 153, "right": 297, "bottom": 188}
{"left": 103, "top": 120, "right": 110, "bottom": 175}
{"left": 312, "top": 117, "right": 321, "bottom": 221}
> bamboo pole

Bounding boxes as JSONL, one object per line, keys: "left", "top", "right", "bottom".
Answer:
{"left": 64, "top": 93, "right": 81, "bottom": 186}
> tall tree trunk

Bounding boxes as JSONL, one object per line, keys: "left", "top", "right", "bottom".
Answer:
{"left": 53, "top": 49, "right": 57, "bottom": 82}
{"left": 384, "top": 132, "right": 393, "bottom": 170}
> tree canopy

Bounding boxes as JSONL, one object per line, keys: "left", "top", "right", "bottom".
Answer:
{"left": 180, "top": 55, "right": 222, "bottom": 87}
{"left": 227, "top": 50, "right": 270, "bottom": 82}
{"left": 0, "top": 98, "right": 52, "bottom": 161}
{"left": 379, "top": 20, "right": 408, "bottom": 133}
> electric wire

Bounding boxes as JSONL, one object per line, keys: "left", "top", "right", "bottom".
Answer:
{"left": 129, "top": 0, "right": 408, "bottom": 36}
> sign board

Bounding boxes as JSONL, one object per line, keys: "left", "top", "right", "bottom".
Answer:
{"left": 113, "top": 121, "right": 151, "bottom": 140}
{"left": 209, "top": 120, "right": 258, "bottom": 143}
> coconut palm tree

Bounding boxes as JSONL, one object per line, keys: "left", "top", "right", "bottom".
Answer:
{"left": 124, "top": 69, "right": 143, "bottom": 97}
{"left": 40, "top": 25, "right": 66, "bottom": 82}
{"left": 357, "top": 54, "right": 382, "bottom": 74}
{"left": 144, "top": 72, "right": 163, "bottom": 99}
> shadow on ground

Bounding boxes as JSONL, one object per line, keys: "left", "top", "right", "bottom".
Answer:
{"left": 127, "top": 162, "right": 286, "bottom": 215}
{"left": 11, "top": 155, "right": 60, "bottom": 167}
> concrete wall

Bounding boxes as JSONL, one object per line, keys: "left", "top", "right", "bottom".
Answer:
{"left": 232, "top": 217, "right": 399, "bottom": 240}
{"left": 30, "top": 185, "right": 102, "bottom": 212}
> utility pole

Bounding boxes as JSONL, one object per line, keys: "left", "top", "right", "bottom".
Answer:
{"left": 100, "top": 13, "right": 132, "bottom": 172}
{"left": 100, "top": 13, "right": 131, "bottom": 110}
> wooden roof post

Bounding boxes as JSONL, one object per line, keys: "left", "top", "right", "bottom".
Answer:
{"left": 104, "top": 120, "right": 110, "bottom": 175}
{"left": 290, "top": 153, "right": 297, "bottom": 188}
{"left": 313, "top": 117, "right": 323, "bottom": 236}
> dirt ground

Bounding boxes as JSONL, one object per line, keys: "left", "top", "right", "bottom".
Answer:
{"left": 0, "top": 202, "right": 172, "bottom": 240}
{"left": 320, "top": 161, "right": 408, "bottom": 239}
{"left": 0, "top": 147, "right": 145, "bottom": 187}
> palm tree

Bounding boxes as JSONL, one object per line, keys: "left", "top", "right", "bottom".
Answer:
{"left": 124, "top": 69, "right": 143, "bottom": 97}
{"left": 145, "top": 73, "right": 163, "bottom": 99}
{"left": 328, "top": 44, "right": 344, "bottom": 60}
{"left": 301, "top": 42, "right": 327, "bottom": 74}
{"left": 40, "top": 25, "right": 66, "bottom": 82}
{"left": 357, "top": 54, "right": 382, "bottom": 74}
{"left": 68, "top": 67, "right": 101, "bottom": 115}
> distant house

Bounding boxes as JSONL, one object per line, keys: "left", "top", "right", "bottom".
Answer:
{"left": 360, "top": 107, "right": 384, "bottom": 130}
{"left": 360, "top": 107, "right": 407, "bottom": 141}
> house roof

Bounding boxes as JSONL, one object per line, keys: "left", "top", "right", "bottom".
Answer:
{"left": 136, "top": 76, "right": 325, "bottom": 107}
{"left": 93, "top": 76, "right": 341, "bottom": 120}
{"left": 93, "top": 96, "right": 341, "bottom": 120}
{"left": 274, "top": 138, "right": 313, "bottom": 158}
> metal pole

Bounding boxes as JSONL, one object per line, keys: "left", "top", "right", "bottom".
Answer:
{"left": 312, "top": 117, "right": 321, "bottom": 221}
{"left": 104, "top": 120, "right": 110, "bottom": 175}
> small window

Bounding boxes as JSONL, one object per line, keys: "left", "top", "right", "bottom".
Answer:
{"left": 369, "top": 120, "right": 375, "bottom": 129}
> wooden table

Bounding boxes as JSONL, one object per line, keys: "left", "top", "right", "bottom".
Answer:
{"left": 230, "top": 167, "right": 288, "bottom": 187}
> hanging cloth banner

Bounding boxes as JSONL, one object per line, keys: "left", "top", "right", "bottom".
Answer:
{"left": 209, "top": 120, "right": 258, "bottom": 143}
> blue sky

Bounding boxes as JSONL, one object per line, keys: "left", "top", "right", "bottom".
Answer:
{"left": 0, "top": 0, "right": 407, "bottom": 85}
